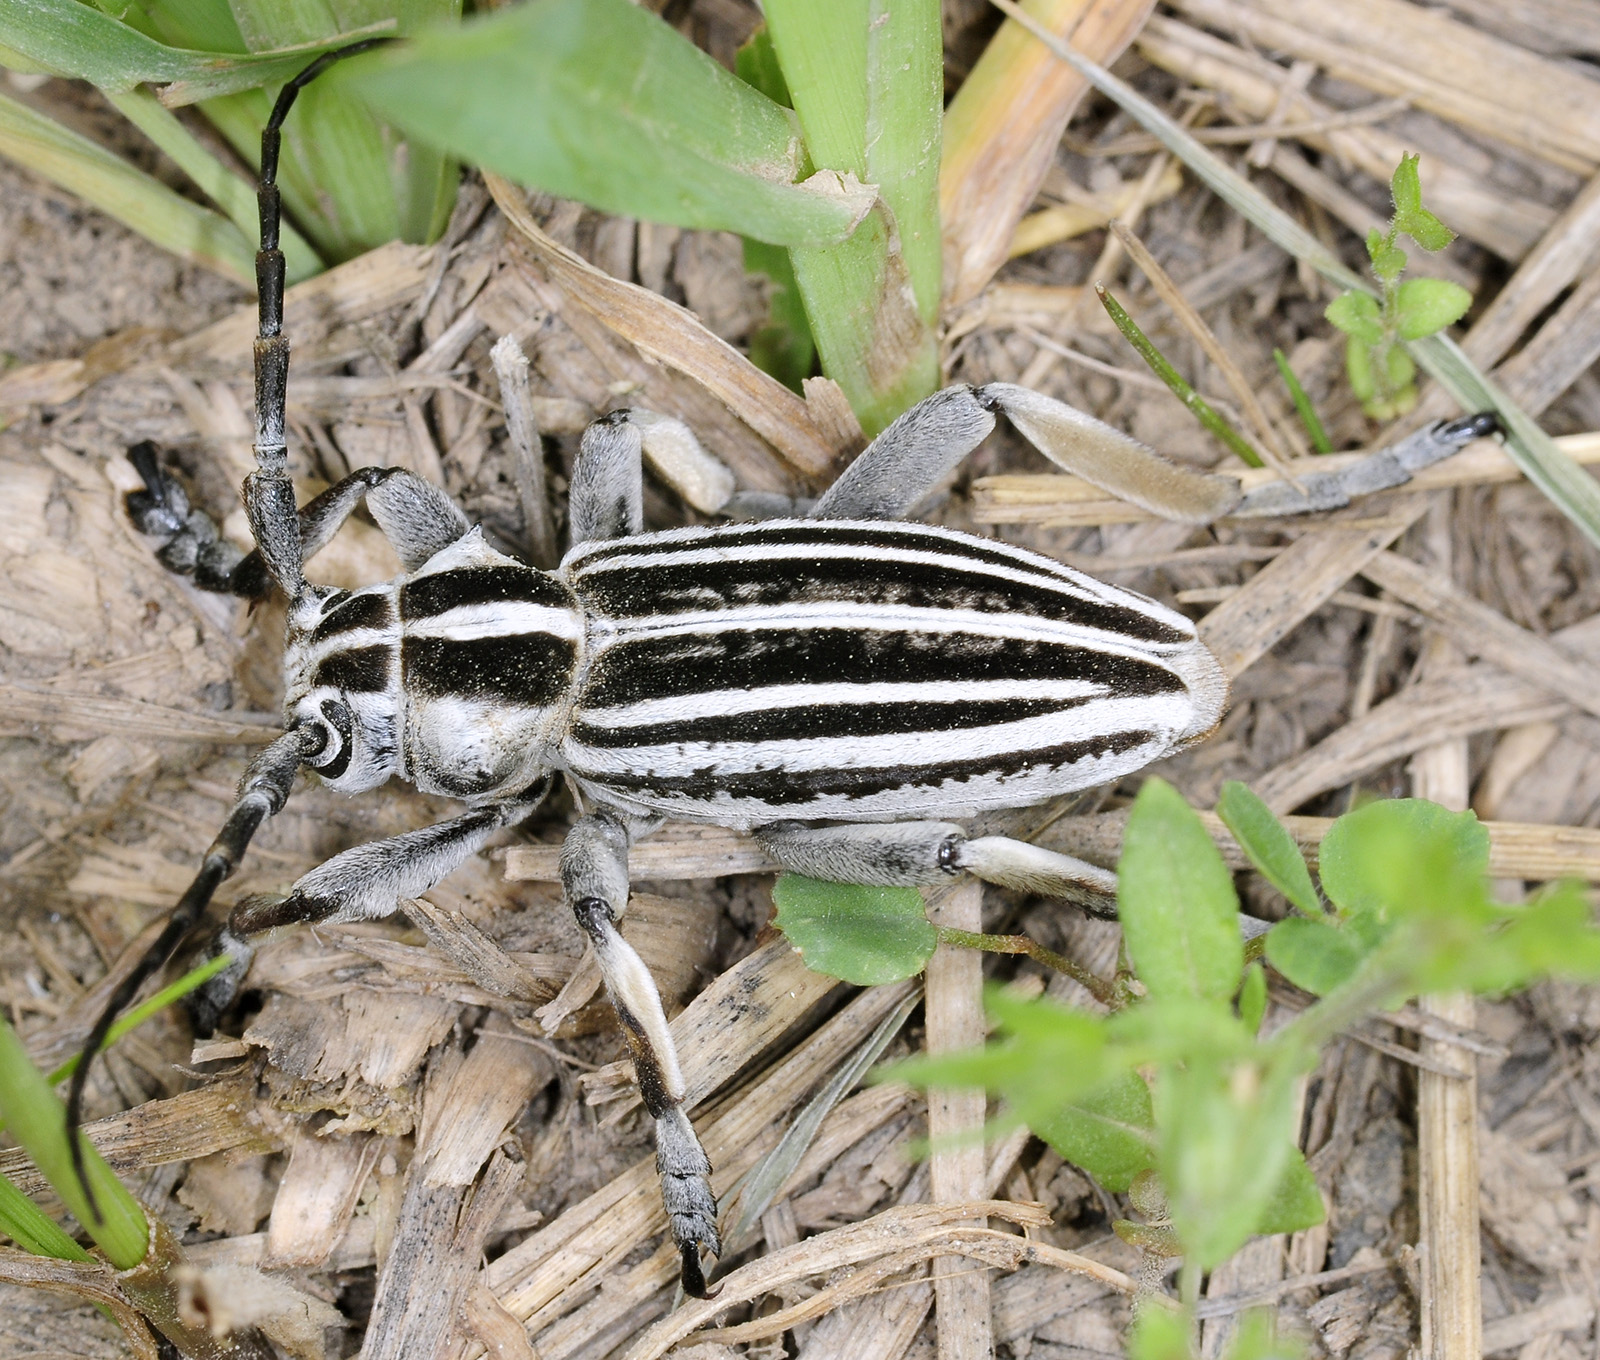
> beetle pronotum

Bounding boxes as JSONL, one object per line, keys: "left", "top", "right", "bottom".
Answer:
{"left": 72, "top": 42, "right": 1495, "bottom": 1299}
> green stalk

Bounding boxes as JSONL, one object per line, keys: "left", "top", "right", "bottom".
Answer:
{"left": 0, "top": 1017, "right": 146, "bottom": 1270}
{"left": 0, "top": 88, "right": 253, "bottom": 285}
{"left": 766, "top": 0, "right": 941, "bottom": 433}
{"left": 46, "top": 954, "right": 233, "bottom": 1088}
{"left": 106, "top": 87, "right": 322, "bottom": 282}
{"left": 1098, "top": 286, "right": 1264, "bottom": 468}
{"left": 1273, "top": 347, "right": 1332, "bottom": 453}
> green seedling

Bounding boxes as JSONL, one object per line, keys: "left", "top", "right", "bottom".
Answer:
{"left": 1324, "top": 155, "right": 1472, "bottom": 420}
{"left": 779, "top": 776, "right": 1600, "bottom": 1352}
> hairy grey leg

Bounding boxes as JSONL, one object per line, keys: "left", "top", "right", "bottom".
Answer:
{"left": 560, "top": 813, "right": 721, "bottom": 1297}
{"left": 810, "top": 387, "right": 997, "bottom": 520}
{"left": 1231, "top": 412, "right": 1499, "bottom": 516}
{"left": 755, "top": 819, "right": 1117, "bottom": 909}
{"left": 569, "top": 413, "right": 645, "bottom": 549}
{"left": 190, "top": 781, "right": 549, "bottom": 1031}
{"left": 127, "top": 452, "right": 468, "bottom": 597}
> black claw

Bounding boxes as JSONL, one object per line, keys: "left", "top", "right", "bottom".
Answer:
{"left": 679, "top": 1242, "right": 717, "bottom": 1300}
{"left": 1441, "top": 411, "right": 1501, "bottom": 441}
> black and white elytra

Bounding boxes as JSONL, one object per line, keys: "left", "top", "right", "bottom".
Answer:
{"left": 75, "top": 43, "right": 1498, "bottom": 1301}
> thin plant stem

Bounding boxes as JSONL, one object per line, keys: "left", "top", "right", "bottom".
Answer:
{"left": 1096, "top": 285, "right": 1266, "bottom": 469}
{"left": 1273, "top": 347, "right": 1333, "bottom": 453}
{"left": 934, "top": 926, "right": 1118, "bottom": 1007}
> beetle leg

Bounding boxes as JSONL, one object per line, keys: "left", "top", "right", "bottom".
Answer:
{"left": 127, "top": 452, "right": 469, "bottom": 598}
{"left": 560, "top": 813, "right": 721, "bottom": 1298}
{"left": 187, "top": 781, "right": 549, "bottom": 1032}
{"left": 755, "top": 819, "right": 1117, "bottom": 911}
{"left": 809, "top": 386, "right": 997, "bottom": 520}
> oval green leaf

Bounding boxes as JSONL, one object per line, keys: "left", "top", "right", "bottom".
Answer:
{"left": 1396, "top": 277, "right": 1472, "bottom": 340}
{"left": 1119, "top": 779, "right": 1242, "bottom": 1004}
{"left": 1264, "top": 916, "right": 1366, "bottom": 995}
{"left": 1216, "top": 781, "right": 1320, "bottom": 915}
{"left": 1324, "top": 291, "right": 1383, "bottom": 345}
{"left": 1029, "top": 1069, "right": 1156, "bottom": 1193}
{"left": 773, "top": 874, "right": 935, "bottom": 984}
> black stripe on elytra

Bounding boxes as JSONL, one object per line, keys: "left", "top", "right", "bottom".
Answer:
{"left": 571, "top": 522, "right": 1173, "bottom": 625}
{"left": 313, "top": 644, "right": 394, "bottom": 694}
{"left": 574, "top": 553, "right": 1183, "bottom": 644}
{"left": 401, "top": 632, "right": 576, "bottom": 705}
{"left": 312, "top": 589, "right": 394, "bottom": 643}
{"left": 581, "top": 627, "right": 1183, "bottom": 710}
{"left": 570, "top": 695, "right": 1094, "bottom": 749}
{"left": 572, "top": 729, "right": 1155, "bottom": 805}
{"left": 400, "top": 565, "right": 572, "bottom": 620}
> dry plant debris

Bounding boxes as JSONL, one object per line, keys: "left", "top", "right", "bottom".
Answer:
{"left": 2, "top": 1, "right": 1600, "bottom": 1357}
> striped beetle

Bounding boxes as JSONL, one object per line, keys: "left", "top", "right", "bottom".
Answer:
{"left": 74, "top": 43, "right": 1495, "bottom": 1299}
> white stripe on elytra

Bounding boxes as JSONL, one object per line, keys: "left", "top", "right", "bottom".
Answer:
{"left": 565, "top": 694, "right": 1185, "bottom": 777}
{"left": 403, "top": 600, "right": 583, "bottom": 642}
{"left": 596, "top": 600, "right": 1197, "bottom": 655}
{"left": 568, "top": 520, "right": 1178, "bottom": 618}
{"left": 572, "top": 538, "right": 1176, "bottom": 623}
{"left": 576, "top": 678, "right": 1108, "bottom": 728}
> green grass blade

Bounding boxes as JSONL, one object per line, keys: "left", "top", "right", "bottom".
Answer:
{"left": 863, "top": 0, "right": 941, "bottom": 324}
{"left": 764, "top": 0, "right": 942, "bottom": 430}
{"left": 0, "top": 0, "right": 392, "bottom": 103}
{"left": 994, "top": 0, "right": 1600, "bottom": 551}
{"left": 332, "top": 0, "right": 870, "bottom": 249}
{"left": 0, "top": 1017, "right": 147, "bottom": 1270}
{"left": 46, "top": 954, "right": 233, "bottom": 1088}
{"left": 0, "top": 1170, "right": 92, "bottom": 1260}
{"left": 763, "top": 0, "right": 867, "bottom": 175}
{"left": 1407, "top": 333, "right": 1600, "bottom": 547}
{"left": 1272, "top": 347, "right": 1332, "bottom": 454}
{"left": 1099, "top": 286, "right": 1263, "bottom": 468}
{"left": 106, "top": 87, "right": 322, "bottom": 280}
{"left": 0, "top": 89, "right": 253, "bottom": 284}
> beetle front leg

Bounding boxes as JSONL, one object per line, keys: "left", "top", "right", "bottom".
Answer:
{"left": 560, "top": 813, "right": 721, "bottom": 1297}
{"left": 755, "top": 819, "right": 1117, "bottom": 910}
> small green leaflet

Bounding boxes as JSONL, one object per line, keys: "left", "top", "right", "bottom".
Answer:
{"left": 1216, "top": 781, "right": 1320, "bottom": 916}
{"left": 773, "top": 874, "right": 935, "bottom": 984}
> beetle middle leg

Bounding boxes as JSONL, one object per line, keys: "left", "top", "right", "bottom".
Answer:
{"left": 558, "top": 812, "right": 722, "bottom": 1297}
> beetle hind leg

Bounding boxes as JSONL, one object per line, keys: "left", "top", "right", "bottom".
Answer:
{"left": 560, "top": 813, "right": 721, "bottom": 1296}
{"left": 755, "top": 819, "right": 1117, "bottom": 912}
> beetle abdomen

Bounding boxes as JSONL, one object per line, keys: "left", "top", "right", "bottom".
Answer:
{"left": 561, "top": 521, "right": 1226, "bottom": 827}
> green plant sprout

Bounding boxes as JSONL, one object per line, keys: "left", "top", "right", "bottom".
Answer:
{"left": 1324, "top": 155, "right": 1472, "bottom": 420}
{"left": 776, "top": 779, "right": 1600, "bottom": 1352}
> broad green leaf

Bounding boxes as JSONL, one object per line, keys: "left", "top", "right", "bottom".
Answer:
{"left": 1398, "top": 208, "right": 1455, "bottom": 253}
{"left": 1395, "top": 277, "right": 1472, "bottom": 340}
{"left": 773, "top": 874, "right": 935, "bottom": 984}
{"left": 1119, "top": 779, "right": 1243, "bottom": 1005}
{"left": 0, "top": 0, "right": 391, "bottom": 103}
{"left": 1324, "top": 291, "right": 1382, "bottom": 345}
{"left": 1391, "top": 157, "right": 1455, "bottom": 251}
{"left": 1029, "top": 1069, "right": 1156, "bottom": 1192}
{"left": 1320, "top": 799, "right": 1489, "bottom": 924}
{"left": 1265, "top": 917, "right": 1366, "bottom": 996}
{"left": 1216, "top": 782, "right": 1320, "bottom": 915}
{"left": 333, "top": 0, "right": 872, "bottom": 250}
{"left": 1344, "top": 336, "right": 1377, "bottom": 405}
{"left": 0, "top": 87, "right": 253, "bottom": 284}
{"left": 1255, "top": 1147, "right": 1325, "bottom": 1235}
{"left": 1158, "top": 1057, "right": 1301, "bottom": 1269}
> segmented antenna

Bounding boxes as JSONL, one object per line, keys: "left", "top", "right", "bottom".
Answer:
{"left": 67, "top": 37, "right": 389, "bottom": 1218}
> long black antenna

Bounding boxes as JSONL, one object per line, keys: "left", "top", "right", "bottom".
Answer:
{"left": 244, "top": 36, "right": 394, "bottom": 602}
{"left": 67, "top": 37, "right": 389, "bottom": 1218}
